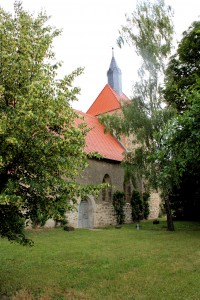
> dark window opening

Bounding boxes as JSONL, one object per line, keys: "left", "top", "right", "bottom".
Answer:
{"left": 102, "top": 174, "right": 112, "bottom": 201}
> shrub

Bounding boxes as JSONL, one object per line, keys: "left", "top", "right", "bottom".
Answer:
{"left": 131, "top": 191, "right": 143, "bottom": 222}
{"left": 112, "top": 191, "right": 125, "bottom": 225}
{"left": 130, "top": 191, "right": 150, "bottom": 222}
{"left": 63, "top": 226, "right": 75, "bottom": 231}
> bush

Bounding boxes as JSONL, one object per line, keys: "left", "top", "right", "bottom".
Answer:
{"left": 112, "top": 191, "right": 125, "bottom": 225}
{"left": 153, "top": 219, "right": 160, "bottom": 224}
{"left": 130, "top": 191, "right": 150, "bottom": 222}
{"left": 63, "top": 226, "right": 75, "bottom": 231}
{"left": 131, "top": 191, "right": 143, "bottom": 222}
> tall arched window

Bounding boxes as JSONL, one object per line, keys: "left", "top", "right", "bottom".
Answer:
{"left": 123, "top": 180, "right": 132, "bottom": 203}
{"left": 102, "top": 174, "right": 112, "bottom": 202}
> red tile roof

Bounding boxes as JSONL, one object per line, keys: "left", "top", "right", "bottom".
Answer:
{"left": 87, "top": 84, "right": 129, "bottom": 116}
{"left": 75, "top": 110, "right": 125, "bottom": 162}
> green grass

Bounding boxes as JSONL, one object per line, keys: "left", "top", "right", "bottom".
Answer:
{"left": 1, "top": 220, "right": 200, "bottom": 300}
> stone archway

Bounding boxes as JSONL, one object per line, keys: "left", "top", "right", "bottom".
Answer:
{"left": 78, "top": 200, "right": 89, "bottom": 228}
{"left": 78, "top": 197, "right": 95, "bottom": 228}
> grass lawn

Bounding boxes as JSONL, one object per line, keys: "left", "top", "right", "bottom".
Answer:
{"left": 0, "top": 220, "right": 200, "bottom": 300}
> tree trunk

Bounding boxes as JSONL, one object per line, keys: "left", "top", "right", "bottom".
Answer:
{"left": 165, "top": 194, "right": 175, "bottom": 231}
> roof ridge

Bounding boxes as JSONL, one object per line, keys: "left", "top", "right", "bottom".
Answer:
{"left": 107, "top": 84, "right": 121, "bottom": 103}
{"left": 86, "top": 84, "right": 109, "bottom": 113}
{"left": 94, "top": 107, "right": 121, "bottom": 116}
{"left": 87, "top": 84, "right": 123, "bottom": 116}
{"left": 76, "top": 110, "right": 100, "bottom": 121}
{"left": 103, "top": 84, "right": 129, "bottom": 102}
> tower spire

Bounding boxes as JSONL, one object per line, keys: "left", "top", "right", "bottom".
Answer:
{"left": 107, "top": 49, "right": 122, "bottom": 95}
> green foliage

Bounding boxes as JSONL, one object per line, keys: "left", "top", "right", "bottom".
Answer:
{"left": 118, "top": 0, "right": 174, "bottom": 117}
{"left": 102, "top": 0, "right": 175, "bottom": 230}
{"left": 153, "top": 88, "right": 200, "bottom": 220}
{"left": 109, "top": 0, "right": 174, "bottom": 161}
{"left": 130, "top": 191, "right": 150, "bottom": 222}
{"left": 63, "top": 225, "right": 75, "bottom": 231}
{"left": 118, "top": 0, "right": 173, "bottom": 71}
{"left": 161, "top": 20, "right": 200, "bottom": 221}
{"left": 0, "top": 1, "right": 100, "bottom": 245}
{"left": 170, "top": 171, "right": 200, "bottom": 221}
{"left": 1, "top": 222, "right": 200, "bottom": 299}
{"left": 130, "top": 191, "right": 144, "bottom": 221}
{"left": 164, "top": 21, "right": 200, "bottom": 111}
{"left": 0, "top": 204, "right": 32, "bottom": 246}
{"left": 153, "top": 89, "right": 200, "bottom": 188}
{"left": 112, "top": 191, "right": 125, "bottom": 224}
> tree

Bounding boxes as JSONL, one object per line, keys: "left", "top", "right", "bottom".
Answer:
{"left": 117, "top": 0, "right": 173, "bottom": 114}
{"left": 0, "top": 2, "right": 95, "bottom": 245}
{"left": 161, "top": 21, "right": 200, "bottom": 220}
{"left": 102, "top": 0, "right": 175, "bottom": 230}
{"left": 164, "top": 21, "right": 200, "bottom": 111}
{"left": 153, "top": 88, "right": 200, "bottom": 220}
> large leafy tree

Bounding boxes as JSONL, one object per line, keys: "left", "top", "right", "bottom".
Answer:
{"left": 164, "top": 21, "right": 200, "bottom": 111}
{"left": 117, "top": 0, "right": 173, "bottom": 113}
{"left": 153, "top": 87, "right": 200, "bottom": 220}
{"left": 157, "top": 22, "right": 200, "bottom": 219}
{"left": 102, "top": 0, "right": 175, "bottom": 230}
{"left": 0, "top": 2, "right": 91, "bottom": 245}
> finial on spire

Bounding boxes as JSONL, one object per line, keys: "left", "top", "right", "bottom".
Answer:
{"left": 112, "top": 47, "right": 114, "bottom": 57}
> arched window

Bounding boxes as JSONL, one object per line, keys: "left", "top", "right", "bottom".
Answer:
{"left": 123, "top": 180, "right": 131, "bottom": 203}
{"left": 102, "top": 174, "right": 112, "bottom": 202}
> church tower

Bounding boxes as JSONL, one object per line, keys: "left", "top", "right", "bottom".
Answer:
{"left": 107, "top": 48, "right": 122, "bottom": 96}
{"left": 87, "top": 50, "right": 129, "bottom": 116}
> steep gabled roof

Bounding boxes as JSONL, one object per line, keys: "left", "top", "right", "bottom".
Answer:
{"left": 86, "top": 84, "right": 129, "bottom": 116}
{"left": 75, "top": 110, "right": 125, "bottom": 162}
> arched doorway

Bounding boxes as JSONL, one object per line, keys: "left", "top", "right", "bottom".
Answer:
{"left": 78, "top": 197, "right": 95, "bottom": 228}
{"left": 78, "top": 200, "right": 89, "bottom": 228}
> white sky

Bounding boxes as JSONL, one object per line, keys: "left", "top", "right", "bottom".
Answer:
{"left": 0, "top": 0, "right": 200, "bottom": 112}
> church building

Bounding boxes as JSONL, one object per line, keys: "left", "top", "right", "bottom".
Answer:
{"left": 66, "top": 51, "right": 160, "bottom": 228}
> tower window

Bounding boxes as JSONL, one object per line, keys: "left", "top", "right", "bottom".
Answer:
{"left": 124, "top": 180, "right": 131, "bottom": 203}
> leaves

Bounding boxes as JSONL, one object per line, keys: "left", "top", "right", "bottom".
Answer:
{"left": 164, "top": 21, "right": 200, "bottom": 111}
{"left": 155, "top": 89, "right": 200, "bottom": 181}
{"left": 0, "top": 2, "right": 95, "bottom": 244}
{"left": 112, "top": 191, "right": 125, "bottom": 224}
{"left": 103, "top": 0, "right": 176, "bottom": 230}
{"left": 103, "top": 0, "right": 174, "bottom": 193}
{"left": 118, "top": 0, "right": 173, "bottom": 72}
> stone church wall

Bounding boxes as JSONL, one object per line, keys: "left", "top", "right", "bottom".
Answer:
{"left": 77, "top": 158, "right": 124, "bottom": 192}
{"left": 45, "top": 159, "right": 161, "bottom": 229}
{"left": 66, "top": 158, "right": 160, "bottom": 228}
{"left": 66, "top": 200, "right": 133, "bottom": 229}
{"left": 66, "top": 158, "right": 133, "bottom": 228}
{"left": 148, "top": 190, "right": 161, "bottom": 219}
